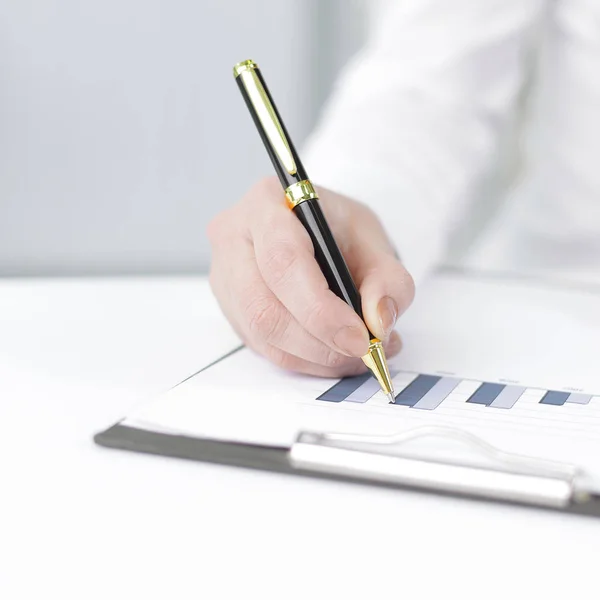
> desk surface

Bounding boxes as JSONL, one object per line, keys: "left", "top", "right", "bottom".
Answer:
{"left": 1, "top": 276, "right": 598, "bottom": 600}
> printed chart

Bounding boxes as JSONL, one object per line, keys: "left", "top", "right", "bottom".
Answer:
{"left": 318, "top": 371, "right": 596, "bottom": 411}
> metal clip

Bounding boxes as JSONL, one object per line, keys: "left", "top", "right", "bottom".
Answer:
{"left": 290, "top": 427, "right": 588, "bottom": 508}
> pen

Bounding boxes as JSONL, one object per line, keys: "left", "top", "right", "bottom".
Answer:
{"left": 233, "top": 59, "right": 395, "bottom": 403}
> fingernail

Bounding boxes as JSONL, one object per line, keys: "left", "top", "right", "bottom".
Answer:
{"left": 378, "top": 296, "right": 398, "bottom": 339}
{"left": 333, "top": 325, "right": 369, "bottom": 357}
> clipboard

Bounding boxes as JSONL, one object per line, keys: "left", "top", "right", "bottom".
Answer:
{"left": 94, "top": 350, "right": 600, "bottom": 518}
{"left": 94, "top": 271, "right": 600, "bottom": 517}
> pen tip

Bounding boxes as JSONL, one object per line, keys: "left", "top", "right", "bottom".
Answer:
{"left": 387, "top": 392, "right": 396, "bottom": 404}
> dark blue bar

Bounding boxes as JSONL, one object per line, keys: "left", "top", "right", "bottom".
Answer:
{"left": 466, "top": 383, "right": 505, "bottom": 406}
{"left": 318, "top": 372, "right": 372, "bottom": 402}
{"left": 540, "top": 391, "right": 570, "bottom": 406}
{"left": 392, "top": 375, "right": 441, "bottom": 407}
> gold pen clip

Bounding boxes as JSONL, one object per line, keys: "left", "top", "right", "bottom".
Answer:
{"left": 233, "top": 60, "right": 297, "bottom": 176}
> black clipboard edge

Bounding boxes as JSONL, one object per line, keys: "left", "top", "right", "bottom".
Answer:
{"left": 95, "top": 423, "right": 289, "bottom": 473}
{"left": 94, "top": 423, "right": 600, "bottom": 518}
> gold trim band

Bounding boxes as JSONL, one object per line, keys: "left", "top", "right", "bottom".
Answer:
{"left": 233, "top": 59, "right": 258, "bottom": 78}
{"left": 285, "top": 180, "right": 318, "bottom": 209}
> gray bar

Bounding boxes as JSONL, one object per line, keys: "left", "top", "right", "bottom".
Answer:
{"left": 318, "top": 372, "right": 372, "bottom": 402}
{"left": 345, "top": 370, "right": 400, "bottom": 403}
{"left": 540, "top": 391, "right": 570, "bottom": 406}
{"left": 467, "top": 383, "right": 505, "bottom": 406}
{"left": 490, "top": 385, "right": 526, "bottom": 409}
{"left": 413, "top": 377, "right": 460, "bottom": 411}
{"left": 345, "top": 377, "right": 382, "bottom": 403}
{"left": 566, "top": 393, "right": 592, "bottom": 405}
{"left": 393, "top": 374, "right": 441, "bottom": 407}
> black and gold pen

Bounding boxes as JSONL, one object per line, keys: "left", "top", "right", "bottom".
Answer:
{"left": 233, "top": 59, "right": 395, "bottom": 403}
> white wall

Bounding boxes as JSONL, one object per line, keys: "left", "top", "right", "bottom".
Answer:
{"left": 0, "top": 0, "right": 366, "bottom": 275}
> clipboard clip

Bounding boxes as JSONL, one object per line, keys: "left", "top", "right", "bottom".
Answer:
{"left": 289, "top": 427, "right": 590, "bottom": 508}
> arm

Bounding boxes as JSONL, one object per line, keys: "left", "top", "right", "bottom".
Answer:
{"left": 304, "top": 0, "right": 546, "bottom": 283}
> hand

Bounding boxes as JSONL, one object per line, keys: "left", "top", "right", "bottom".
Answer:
{"left": 207, "top": 177, "right": 415, "bottom": 378}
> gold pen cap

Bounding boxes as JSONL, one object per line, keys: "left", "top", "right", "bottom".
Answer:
{"left": 233, "top": 59, "right": 259, "bottom": 77}
{"left": 233, "top": 58, "right": 307, "bottom": 189}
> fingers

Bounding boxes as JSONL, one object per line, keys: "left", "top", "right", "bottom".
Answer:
{"left": 208, "top": 177, "right": 411, "bottom": 380}
{"left": 261, "top": 344, "right": 367, "bottom": 379}
{"left": 250, "top": 188, "right": 370, "bottom": 358}
{"left": 209, "top": 226, "right": 363, "bottom": 373}
{"left": 210, "top": 238, "right": 404, "bottom": 379}
{"left": 357, "top": 251, "right": 415, "bottom": 341}
{"left": 339, "top": 203, "right": 415, "bottom": 341}
{"left": 262, "top": 329, "right": 403, "bottom": 378}
{"left": 384, "top": 330, "right": 403, "bottom": 361}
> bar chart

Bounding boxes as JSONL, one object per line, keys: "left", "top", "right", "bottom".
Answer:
{"left": 317, "top": 372, "right": 597, "bottom": 411}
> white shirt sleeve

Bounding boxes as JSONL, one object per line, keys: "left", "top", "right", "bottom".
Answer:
{"left": 303, "top": 0, "right": 545, "bottom": 283}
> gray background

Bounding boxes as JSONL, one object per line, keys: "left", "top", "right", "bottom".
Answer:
{"left": 0, "top": 0, "right": 367, "bottom": 276}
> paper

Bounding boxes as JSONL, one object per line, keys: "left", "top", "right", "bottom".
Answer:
{"left": 124, "top": 272, "right": 600, "bottom": 489}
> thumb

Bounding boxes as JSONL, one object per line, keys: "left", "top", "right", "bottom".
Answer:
{"left": 357, "top": 251, "right": 415, "bottom": 341}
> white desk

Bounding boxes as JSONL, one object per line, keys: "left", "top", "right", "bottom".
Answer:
{"left": 1, "top": 277, "right": 598, "bottom": 600}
